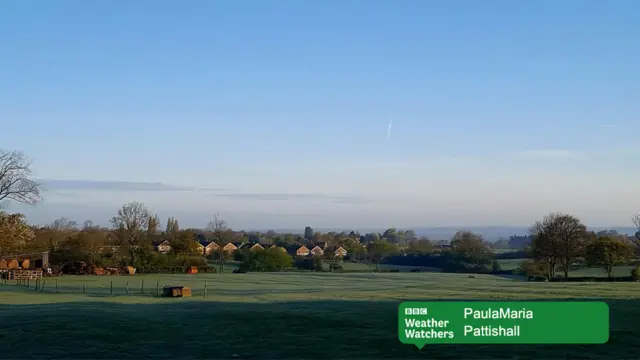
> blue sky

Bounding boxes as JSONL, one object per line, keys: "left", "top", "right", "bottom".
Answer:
{"left": 1, "top": 1, "right": 639, "bottom": 229}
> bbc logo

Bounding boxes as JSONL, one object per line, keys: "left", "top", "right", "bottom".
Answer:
{"left": 405, "top": 307, "right": 428, "bottom": 315}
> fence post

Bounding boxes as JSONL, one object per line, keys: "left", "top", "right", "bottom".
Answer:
{"left": 110, "top": 281, "right": 113, "bottom": 295}
{"left": 204, "top": 280, "right": 207, "bottom": 298}
{"left": 27, "top": 278, "right": 30, "bottom": 288}
{"left": 126, "top": 281, "right": 129, "bottom": 294}
{"left": 41, "top": 280, "right": 45, "bottom": 292}
{"left": 35, "top": 279, "right": 39, "bottom": 291}
{"left": 55, "top": 279, "right": 58, "bottom": 293}
{"left": 156, "top": 280, "right": 159, "bottom": 296}
{"left": 83, "top": 282, "right": 86, "bottom": 293}
{"left": 141, "top": 280, "right": 144, "bottom": 294}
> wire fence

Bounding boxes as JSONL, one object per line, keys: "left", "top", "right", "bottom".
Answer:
{"left": 0, "top": 276, "right": 214, "bottom": 298}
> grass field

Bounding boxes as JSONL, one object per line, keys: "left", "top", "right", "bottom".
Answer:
{"left": 495, "top": 258, "right": 635, "bottom": 277}
{"left": 2, "top": 272, "right": 639, "bottom": 359}
{"left": 210, "top": 260, "right": 427, "bottom": 272}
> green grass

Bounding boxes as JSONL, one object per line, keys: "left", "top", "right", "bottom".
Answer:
{"left": 495, "top": 258, "right": 634, "bottom": 278}
{"left": 1, "top": 272, "right": 639, "bottom": 359}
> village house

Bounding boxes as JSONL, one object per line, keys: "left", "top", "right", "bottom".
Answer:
{"left": 310, "top": 246, "right": 324, "bottom": 256}
{"left": 334, "top": 246, "right": 348, "bottom": 257}
{"left": 248, "top": 243, "right": 264, "bottom": 251}
{"left": 154, "top": 240, "right": 172, "bottom": 254}
{"left": 269, "top": 244, "right": 287, "bottom": 252}
{"left": 295, "top": 245, "right": 310, "bottom": 256}
{"left": 194, "top": 240, "right": 219, "bottom": 256}
{"left": 222, "top": 242, "right": 240, "bottom": 253}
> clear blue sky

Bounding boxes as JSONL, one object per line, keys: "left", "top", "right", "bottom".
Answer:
{"left": 1, "top": 1, "right": 639, "bottom": 229}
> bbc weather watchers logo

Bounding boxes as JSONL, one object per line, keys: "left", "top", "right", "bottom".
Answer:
{"left": 405, "top": 307, "right": 428, "bottom": 315}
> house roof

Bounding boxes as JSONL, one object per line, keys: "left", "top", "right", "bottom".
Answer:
{"left": 152, "top": 240, "right": 171, "bottom": 247}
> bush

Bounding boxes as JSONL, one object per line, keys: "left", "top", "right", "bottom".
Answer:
{"left": 518, "top": 259, "right": 548, "bottom": 277}
{"left": 491, "top": 260, "right": 501, "bottom": 272}
{"left": 631, "top": 265, "right": 640, "bottom": 280}
{"left": 237, "top": 248, "right": 293, "bottom": 272}
{"left": 528, "top": 275, "right": 548, "bottom": 282}
{"left": 294, "top": 257, "right": 315, "bottom": 270}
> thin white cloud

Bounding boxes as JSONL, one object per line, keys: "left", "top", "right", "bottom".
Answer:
{"left": 511, "top": 149, "right": 584, "bottom": 160}
{"left": 385, "top": 119, "right": 393, "bottom": 142}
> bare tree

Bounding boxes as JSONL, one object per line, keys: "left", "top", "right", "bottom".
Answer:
{"left": 83, "top": 220, "right": 94, "bottom": 230}
{"left": 207, "top": 213, "right": 232, "bottom": 272}
{"left": 0, "top": 149, "right": 42, "bottom": 207}
{"left": 50, "top": 217, "right": 78, "bottom": 231}
{"left": 207, "top": 212, "right": 228, "bottom": 232}
{"left": 110, "top": 201, "right": 151, "bottom": 266}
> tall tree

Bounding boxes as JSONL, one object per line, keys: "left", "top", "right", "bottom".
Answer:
{"left": 631, "top": 213, "right": 640, "bottom": 255}
{"left": 0, "top": 149, "right": 42, "bottom": 207}
{"left": 110, "top": 201, "right": 151, "bottom": 266}
{"left": 208, "top": 213, "right": 233, "bottom": 272}
{"left": 147, "top": 214, "right": 160, "bottom": 235}
{"left": 530, "top": 213, "right": 588, "bottom": 279}
{"left": 165, "top": 217, "right": 179, "bottom": 238}
{"left": 304, "top": 226, "right": 314, "bottom": 241}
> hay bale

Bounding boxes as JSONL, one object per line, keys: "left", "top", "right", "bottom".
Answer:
{"left": 125, "top": 266, "right": 136, "bottom": 275}
{"left": 8, "top": 260, "right": 19, "bottom": 269}
{"left": 93, "top": 267, "right": 105, "bottom": 275}
{"left": 0, "top": 259, "right": 7, "bottom": 269}
{"left": 181, "top": 287, "right": 192, "bottom": 297}
{"left": 22, "top": 258, "right": 30, "bottom": 269}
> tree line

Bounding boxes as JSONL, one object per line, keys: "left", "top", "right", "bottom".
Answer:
{"left": 1, "top": 148, "right": 640, "bottom": 279}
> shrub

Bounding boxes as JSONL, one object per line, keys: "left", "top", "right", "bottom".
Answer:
{"left": 631, "top": 265, "right": 640, "bottom": 280}
{"left": 294, "top": 258, "right": 315, "bottom": 270}
{"left": 519, "top": 259, "right": 547, "bottom": 277}
{"left": 313, "top": 256, "right": 324, "bottom": 271}
{"left": 491, "top": 260, "right": 501, "bottom": 272}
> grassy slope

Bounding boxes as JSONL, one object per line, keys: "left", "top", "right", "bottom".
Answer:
{"left": 1, "top": 272, "right": 640, "bottom": 359}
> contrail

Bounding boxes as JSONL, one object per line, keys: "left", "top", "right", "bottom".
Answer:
{"left": 385, "top": 119, "right": 393, "bottom": 142}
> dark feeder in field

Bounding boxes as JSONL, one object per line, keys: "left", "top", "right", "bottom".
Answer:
{"left": 162, "top": 285, "right": 192, "bottom": 298}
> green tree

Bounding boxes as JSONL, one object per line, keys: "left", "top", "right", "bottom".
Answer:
{"left": 450, "top": 231, "right": 492, "bottom": 265}
{"left": 147, "top": 214, "right": 160, "bottom": 235}
{"left": 382, "top": 228, "right": 400, "bottom": 243}
{"left": 407, "top": 238, "right": 433, "bottom": 255}
{"left": 313, "top": 255, "right": 324, "bottom": 271}
{"left": 0, "top": 212, "right": 35, "bottom": 256}
{"left": 170, "top": 230, "right": 200, "bottom": 256}
{"left": 239, "top": 248, "right": 293, "bottom": 272}
{"left": 530, "top": 213, "right": 588, "bottom": 279}
{"left": 304, "top": 226, "right": 314, "bottom": 241}
{"left": 491, "top": 260, "right": 501, "bottom": 272}
{"left": 165, "top": 217, "right": 179, "bottom": 236}
{"left": 586, "top": 236, "right": 633, "bottom": 278}
{"left": 367, "top": 239, "right": 396, "bottom": 271}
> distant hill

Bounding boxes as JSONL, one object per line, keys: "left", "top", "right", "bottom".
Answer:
{"left": 265, "top": 226, "right": 639, "bottom": 242}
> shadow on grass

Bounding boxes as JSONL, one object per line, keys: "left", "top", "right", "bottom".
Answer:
{"left": 0, "top": 298, "right": 639, "bottom": 359}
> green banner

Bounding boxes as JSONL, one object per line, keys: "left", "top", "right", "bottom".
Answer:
{"left": 398, "top": 301, "right": 609, "bottom": 347}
